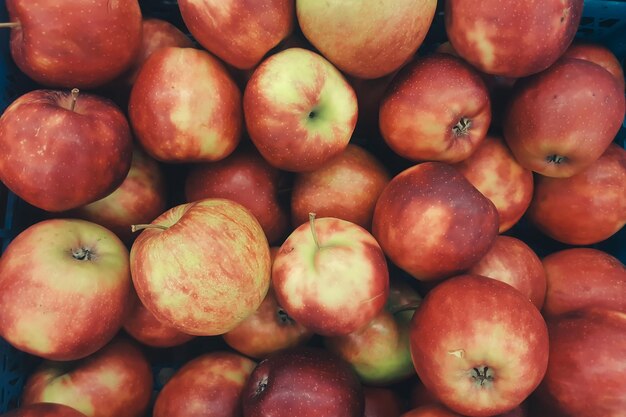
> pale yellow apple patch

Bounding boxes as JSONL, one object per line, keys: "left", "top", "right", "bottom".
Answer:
{"left": 5, "top": 313, "right": 57, "bottom": 355}
{"left": 466, "top": 23, "right": 496, "bottom": 68}
{"left": 413, "top": 205, "right": 451, "bottom": 249}
{"left": 41, "top": 377, "right": 95, "bottom": 417}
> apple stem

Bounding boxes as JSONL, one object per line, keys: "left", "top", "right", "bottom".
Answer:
{"left": 0, "top": 22, "right": 21, "bottom": 29}
{"left": 390, "top": 301, "right": 421, "bottom": 315}
{"left": 131, "top": 224, "right": 170, "bottom": 233}
{"left": 70, "top": 88, "right": 79, "bottom": 112}
{"left": 308, "top": 212, "right": 321, "bottom": 249}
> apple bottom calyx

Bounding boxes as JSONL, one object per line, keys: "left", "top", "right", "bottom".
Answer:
{"left": 470, "top": 365, "right": 494, "bottom": 387}
{"left": 546, "top": 154, "right": 567, "bottom": 164}
{"left": 71, "top": 247, "right": 95, "bottom": 261}
{"left": 452, "top": 117, "right": 472, "bottom": 137}
{"left": 276, "top": 307, "right": 296, "bottom": 326}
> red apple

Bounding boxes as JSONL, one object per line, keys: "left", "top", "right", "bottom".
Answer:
{"left": 178, "top": 0, "right": 294, "bottom": 70}
{"left": 291, "top": 144, "right": 390, "bottom": 231}
{"left": 296, "top": 0, "right": 436, "bottom": 79}
{"left": 372, "top": 162, "right": 499, "bottom": 281}
{"left": 1, "top": 404, "right": 87, "bottom": 417}
{"left": 348, "top": 73, "right": 398, "bottom": 138}
{"left": 410, "top": 379, "right": 440, "bottom": 409}
{"left": 444, "top": 0, "right": 583, "bottom": 77}
{"left": 5, "top": 0, "right": 142, "bottom": 88}
{"left": 542, "top": 248, "right": 626, "bottom": 319}
{"left": 401, "top": 404, "right": 463, "bottom": 417}
{"left": 527, "top": 143, "right": 626, "bottom": 245}
{"left": 153, "top": 351, "right": 256, "bottom": 417}
{"left": 130, "top": 198, "right": 271, "bottom": 336}
{"left": 536, "top": 308, "right": 626, "bottom": 417}
{"left": 563, "top": 42, "right": 626, "bottom": 91}
{"left": 243, "top": 48, "right": 358, "bottom": 172}
{"left": 410, "top": 274, "right": 549, "bottom": 416}
{"left": 0, "top": 219, "right": 131, "bottom": 361}
{"left": 272, "top": 215, "right": 389, "bottom": 336}
{"left": 242, "top": 347, "right": 364, "bottom": 417}
{"left": 452, "top": 136, "right": 533, "bottom": 233}
{"left": 503, "top": 58, "right": 625, "bottom": 178}
{"left": 379, "top": 54, "right": 491, "bottom": 163}
{"left": 364, "top": 387, "right": 405, "bottom": 417}
{"left": 0, "top": 89, "right": 133, "bottom": 212}
{"left": 21, "top": 338, "right": 153, "bottom": 417}
{"left": 129, "top": 47, "right": 242, "bottom": 163}
{"left": 185, "top": 149, "right": 289, "bottom": 244}
{"left": 468, "top": 236, "right": 547, "bottom": 309}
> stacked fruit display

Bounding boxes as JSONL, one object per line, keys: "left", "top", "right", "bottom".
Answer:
{"left": 0, "top": 1, "right": 625, "bottom": 417}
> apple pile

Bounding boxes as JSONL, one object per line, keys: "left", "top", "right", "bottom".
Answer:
{"left": 0, "top": 0, "right": 625, "bottom": 417}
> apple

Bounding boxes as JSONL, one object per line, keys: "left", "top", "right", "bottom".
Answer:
{"left": 242, "top": 347, "right": 364, "bottom": 417}
{"left": 468, "top": 236, "right": 547, "bottom": 309}
{"left": 452, "top": 135, "right": 533, "bottom": 233}
{"left": 410, "top": 379, "right": 440, "bottom": 409}
{"left": 153, "top": 351, "right": 256, "bottom": 417}
{"left": 541, "top": 248, "right": 626, "bottom": 319}
{"left": 527, "top": 143, "right": 626, "bottom": 245}
{"left": 379, "top": 53, "right": 491, "bottom": 164}
{"left": 130, "top": 198, "right": 271, "bottom": 336}
{"left": 185, "top": 148, "right": 289, "bottom": 244}
{"left": 444, "top": 0, "right": 583, "bottom": 77}
{"left": 296, "top": 0, "right": 436, "bottom": 79}
{"left": 128, "top": 47, "right": 242, "bottom": 163}
{"left": 349, "top": 72, "right": 398, "bottom": 139}
{"left": 503, "top": 58, "right": 625, "bottom": 178}
{"left": 0, "top": 219, "right": 131, "bottom": 361}
{"left": 364, "top": 387, "right": 405, "bottom": 417}
{"left": 410, "top": 274, "right": 549, "bottom": 416}
{"left": 5, "top": 0, "right": 142, "bottom": 88}
{"left": 535, "top": 308, "right": 626, "bottom": 417}
{"left": 243, "top": 47, "right": 358, "bottom": 172}
{"left": 21, "top": 338, "right": 153, "bottom": 417}
{"left": 1, "top": 404, "right": 87, "bottom": 417}
{"left": 372, "top": 162, "right": 499, "bottom": 281}
{"left": 178, "top": 0, "right": 294, "bottom": 70}
{"left": 563, "top": 42, "right": 626, "bottom": 91}
{"left": 0, "top": 89, "right": 133, "bottom": 212}
{"left": 401, "top": 404, "right": 463, "bottom": 417}
{"left": 272, "top": 214, "right": 389, "bottom": 336}
{"left": 291, "top": 144, "right": 390, "bottom": 231}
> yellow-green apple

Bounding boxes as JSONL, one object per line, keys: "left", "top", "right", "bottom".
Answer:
{"left": 243, "top": 47, "right": 358, "bottom": 172}
{"left": 21, "top": 338, "right": 152, "bottom": 417}
{"left": 372, "top": 162, "right": 499, "bottom": 281}
{"left": 185, "top": 149, "right": 289, "bottom": 244}
{"left": 468, "top": 236, "right": 547, "bottom": 309}
{"left": 0, "top": 89, "right": 133, "bottom": 212}
{"left": 128, "top": 47, "right": 242, "bottom": 163}
{"left": 5, "top": 0, "right": 142, "bottom": 88}
{"left": 503, "top": 58, "right": 625, "bottom": 178}
{"left": 242, "top": 347, "right": 364, "bottom": 417}
{"left": 563, "top": 42, "right": 626, "bottom": 91}
{"left": 364, "top": 387, "right": 405, "bottom": 417}
{"left": 401, "top": 404, "right": 463, "bottom": 417}
{"left": 296, "top": 0, "right": 436, "bottom": 79}
{"left": 409, "top": 274, "right": 549, "bottom": 416}
{"left": 535, "top": 308, "right": 626, "bottom": 417}
{"left": 325, "top": 279, "right": 421, "bottom": 386}
{"left": 527, "top": 143, "right": 626, "bottom": 245}
{"left": 452, "top": 136, "right": 533, "bottom": 233}
{"left": 0, "top": 219, "right": 131, "bottom": 361}
{"left": 178, "top": 0, "right": 294, "bottom": 70}
{"left": 541, "top": 248, "right": 626, "bottom": 319}
{"left": 444, "top": 0, "right": 583, "bottom": 77}
{"left": 67, "top": 148, "right": 167, "bottom": 245}
{"left": 1, "top": 404, "right": 87, "bottom": 417}
{"left": 291, "top": 144, "right": 390, "bottom": 231}
{"left": 272, "top": 215, "right": 389, "bottom": 336}
{"left": 153, "top": 351, "right": 256, "bottom": 417}
{"left": 379, "top": 54, "right": 491, "bottom": 163}
{"left": 130, "top": 198, "right": 271, "bottom": 335}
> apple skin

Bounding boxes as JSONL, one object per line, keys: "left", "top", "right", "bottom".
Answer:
{"left": 379, "top": 53, "right": 491, "bottom": 164}
{"left": 348, "top": 73, "right": 397, "bottom": 138}
{"left": 363, "top": 387, "right": 405, "bottom": 417}
{"left": 410, "top": 274, "right": 549, "bottom": 416}
{"left": 563, "top": 42, "right": 626, "bottom": 91}
{"left": 541, "top": 248, "right": 626, "bottom": 319}
{"left": 452, "top": 136, "right": 533, "bottom": 233}
{"left": 243, "top": 47, "right": 358, "bottom": 172}
{"left": 468, "top": 236, "right": 547, "bottom": 309}
{"left": 21, "top": 338, "right": 152, "bottom": 417}
{"left": 444, "top": 0, "right": 583, "bottom": 77}
{"left": 242, "top": 347, "right": 364, "bottom": 417}
{"left": 153, "top": 351, "right": 256, "bottom": 417}
{"left": 179, "top": 0, "right": 294, "bottom": 70}
{"left": 185, "top": 149, "right": 289, "bottom": 244}
{"left": 296, "top": 0, "right": 436, "bottom": 79}
{"left": 129, "top": 47, "right": 242, "bottom": 163}
{"left": 527, "top": 143, "right": 626, "bottom": 245}
{"left": 0, "top": 89, "right": 133, "bottom": 212}
{"left": 0, "top": 404, "right": 88, "bottom": 417}
{"left": 503, "top": 58, "right": 625, "bottom": 178}
{"left": 372, "top": 162, "right": 499, "bottom": 281}
{"left": 535, "top": 308, "right": 626, "bottom": 417}
{"left": 291, "top": 144, "right": 391, "bottom": 231}
{"left": 6, "top": 0, "right": 142, "bottom": 88}
{"left": 130, "top": 198, "right": 271, "bottom": 336}
{"left": 401, "top": 404, "right": 463, "bottom": 417}
{"left": 0, "top": 219, "right": 131, "bottom": 361}
{"left": 272, "top": 216, "right": 389, "bottom": 336}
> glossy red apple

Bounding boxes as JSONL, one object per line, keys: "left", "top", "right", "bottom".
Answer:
{"left": 563, "top": 42, "right": 626, "bottom": 91}
{"left": 1, "top": 404, "right": 87, "bottom": 417}
{"left": 364, "top": 387, "right": 405, "bottom": 417}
